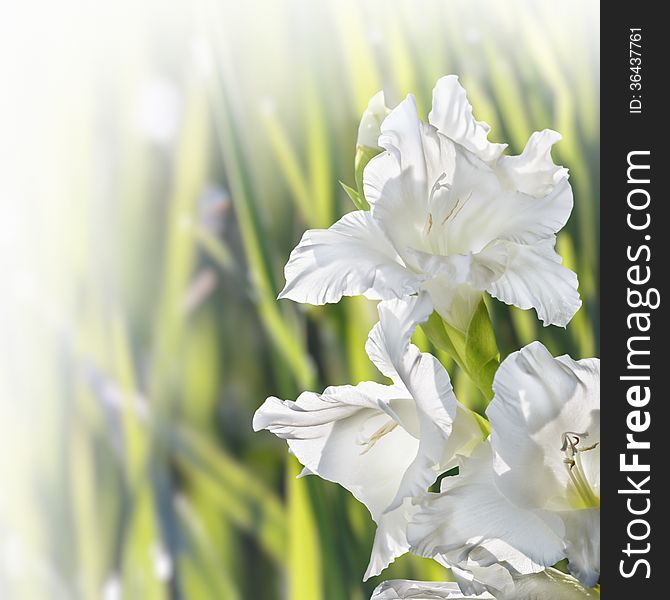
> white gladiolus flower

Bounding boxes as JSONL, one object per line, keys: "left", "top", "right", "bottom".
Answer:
{"left": 487, "top": 341, "right": 600, "bottom": 586}
{"left": 279, "top": 75, "right": 580, "bottom": 332}
{"left": 407, "top": 342, "right": 599, "bottom": 588}
{"left": 253, "top": 293, "right": 483, "bottom": 579}
{"left": 371, "top": 568, "right": 598, "bottom": 599}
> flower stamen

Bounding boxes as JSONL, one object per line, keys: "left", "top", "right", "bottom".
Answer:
{"left": 359, "top": 420, "right": 399, "bottom": 455}
{"left": 442, "top": 191, "right": 472, "bottom": 225}
{"left": 561, "top": 431, "right": 600, "bottom": 508}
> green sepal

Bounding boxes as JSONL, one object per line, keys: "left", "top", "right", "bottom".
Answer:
{"left": 354, "top": 144, "right": 382, "bottom": 205}
{"left": 464, "top": 299, "right": 500, "bottom": 401}
{"left": 339, "top": 180, "right": 369, "bottom": 211}
{"left": 471, "top": 409, "right": 492, "bottom": 438}
{"left": 475, "top": 358, "right": 499, "bottom": 403}
{"left": 421, "top": 311, "right": 468, "bottom": 373}
{"left": 421, "top": 298, "right": 500, "bottom": 405}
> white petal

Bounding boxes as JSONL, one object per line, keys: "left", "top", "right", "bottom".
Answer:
{"left": 428, "top": 75, "right": 506, "bottom": 163}
{"left": 364, "top": 104, "right": 456, "bottom": 259}
{"left": 408, "top": 443, "right": 565, "bottom": 576}
{"left": 497, "top": 130, "right": 568, "bottom": 197}
{"left": 435, "top": 150, "right": 573, "bottom": 253}
{"left": 368, "top": 295, "right": 457, "bottom": 442}
{"left": 487, "top": 342, "right": 600, "bottom": 511}
{"left": 483, "top": 238, "right": 581, "bottom": 327}
{"left": 279, "top": 210, "right": 420, "bottom": 304}
{"left": 366, "top": 295, "right": 460, "bottom": 510}
{"left": 494, "top": 177, "right": 574, "bottom": 245}
{"left": 365, "top": 292, "right": 434, "bottom": 382}
{"left": 363, "top": 151, "right": 422, "bottom": 260}
{"left": 377, "top": 95, "right": 452, "bottom": 209}
{"left": 358, "top": 90, "right": 392, "bottom": 149}
{"left": 560, "top": 509, "right": 600, "bottom": 588}
{"left": 365, "top": 502, "right": 416, "bottom": 581}
{"left": 253, "top": 381, "right": 419, "bottom": 518}
{"left": 371, "top": 579, "right": 492, "bottom": 599}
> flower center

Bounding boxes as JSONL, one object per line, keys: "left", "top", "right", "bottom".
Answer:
{"left": 359, "top": 420, "right": 398, "bottom": 455}
{"left": 423, "top": 188, "right": 473, "bottom": 256}
{"left": 561, "top": 431, "right": 600, "bottom": 508}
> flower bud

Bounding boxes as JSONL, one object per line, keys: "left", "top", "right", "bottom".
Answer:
{"left": 356, "top": 90, "right": 391, "bottom": 149}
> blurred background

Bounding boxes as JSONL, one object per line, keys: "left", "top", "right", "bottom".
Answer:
{"left": 0, "top": 0, "right": 598, "bottom": 598}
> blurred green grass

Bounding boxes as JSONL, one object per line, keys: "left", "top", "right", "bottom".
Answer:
{"left": 0, "top": 0, "right": 598, "bottom": 598}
